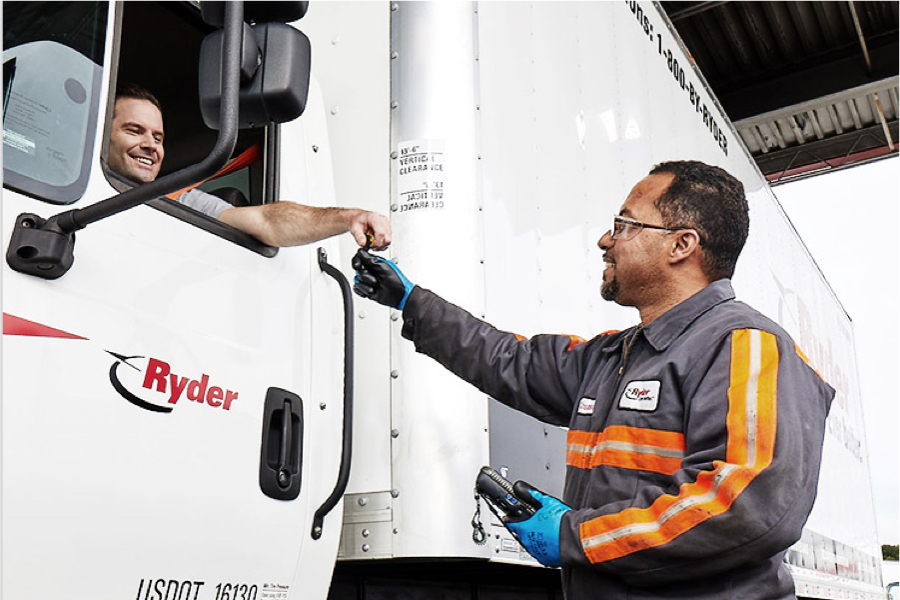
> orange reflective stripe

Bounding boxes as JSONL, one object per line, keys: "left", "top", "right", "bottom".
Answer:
{"left": 794, "top": 341, "right": 825, "bottom": 380}
{"left": 794, "top": 342, "right": 810, "bottom": 365}
{"left": 579, "top": 329, "right": 780, "bottom": 564}
{"left": 593, "top": 447, "right": 683, "bottom": 475}
{"left": 567, "top": 335, "right": 587, "bottom": 351}
{"left": 726, "top": 329, "right": 751, "bottom": 465}
{"left": 567, "top": 426, "right": 686, "bottom": 475}
{"left": 511, "top": 333, "right": 588, "bottom": 348}
{"left": 756, "top": 332, "right": 779, "bottom": 466}
{"left": 608, "top": 426, "right": 685, "bottom": 449}
{"left": 568, "top": 426, "right": 685, "bottom": 450}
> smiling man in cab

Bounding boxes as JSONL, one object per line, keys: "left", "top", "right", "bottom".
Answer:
{"left": 106, "top": 83, "right": 390, "bottom": 250}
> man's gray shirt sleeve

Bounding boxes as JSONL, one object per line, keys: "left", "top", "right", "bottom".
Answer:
{"left": 101, "top": 158, "right": 233, "bottom": 220}
{"left": 176, "top": 188, "right": 233, "bottom": 219}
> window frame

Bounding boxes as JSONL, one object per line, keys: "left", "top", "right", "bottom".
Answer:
{"left": 2, "top": 1, "right": 111, "bottom": 205}
{"left": 103, "top": 0, "right": 278, "bottom": 257}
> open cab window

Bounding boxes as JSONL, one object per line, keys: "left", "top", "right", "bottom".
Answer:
{"left": 2, "top": 2, "right": 109, "bottom": 204}
{"left": 111, "top": 2, "right": 268, "bottom": 204}
{"left": 4, "top": 1, "right": 313, "bottom": 274}
{"left": 108, "top": 2, "right": 276, "bottom": 254}
{"left": 3, "top": 1, "right": 275, "bottom": 254}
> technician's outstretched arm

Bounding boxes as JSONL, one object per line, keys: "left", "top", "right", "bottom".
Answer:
{"left": 219, "top": 202, "right": 391, "bottom": 249}
{"left": 352, "top": 249, "right": 595, "bottom": 425}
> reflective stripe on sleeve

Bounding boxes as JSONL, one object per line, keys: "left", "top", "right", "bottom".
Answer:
{"left": 567, "top": 426, "right": 685, "bottom": 475}
{"left": 794, "top": 341, "right": 825, "bottom": 380}
{"left": 578, "top": 329, "right": 779, "bottom": 563}
{"left": 567, "top": 335, "right": 587, "bottom": 351}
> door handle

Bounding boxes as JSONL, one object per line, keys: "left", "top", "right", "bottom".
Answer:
{"left": 259, "top": 388, "right": 303, "bottom": 500}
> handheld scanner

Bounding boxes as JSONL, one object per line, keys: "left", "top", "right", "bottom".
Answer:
{"left": 475, "top": 466, "right": 540, "bottom": 523}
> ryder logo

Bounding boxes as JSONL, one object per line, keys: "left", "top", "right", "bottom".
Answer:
{"left": 618, "top": 380, "right": 661, "bottom": 412}
{"left": 108, "top": 352, "right": 239, "bottom": 414}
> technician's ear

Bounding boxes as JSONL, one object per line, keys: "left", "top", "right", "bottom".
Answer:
{"left": 669, "top": 229, "right": 703, "bottom": 264}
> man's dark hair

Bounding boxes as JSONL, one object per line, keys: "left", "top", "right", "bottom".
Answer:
{"left": 649, "top": 160, "right": 749, "bottom": 280}
{"left": 114, "top": 82, "right": 162, "bottom": 113}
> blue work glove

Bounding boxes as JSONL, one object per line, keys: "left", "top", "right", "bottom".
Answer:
{"left": 352, "top": 248, "right": 415, "bottom": 310}
{"left": 504, "top": 485, "right": 571, "bottom": 568}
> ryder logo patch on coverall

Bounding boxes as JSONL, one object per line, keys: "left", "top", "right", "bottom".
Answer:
{"left": 618, "top": 380, "right": 660, "bottom": 411}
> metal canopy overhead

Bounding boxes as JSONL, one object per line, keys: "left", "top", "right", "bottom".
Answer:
{"left": 660, "top": 1, "right": 899, "bottom": 184}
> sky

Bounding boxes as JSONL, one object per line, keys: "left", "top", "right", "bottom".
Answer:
{"left": 773, "top": 157, "right": 899, "bottom": 547}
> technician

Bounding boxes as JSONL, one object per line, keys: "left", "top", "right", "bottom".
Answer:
{"left": 105, "top": 83, "right": 391, "bottom": 249}
{"left": 352, "top": 160, "right": 834, "bottom": 600}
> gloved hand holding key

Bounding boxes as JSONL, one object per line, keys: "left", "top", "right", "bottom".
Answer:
{"left": 352, "top": 248, "right": 415, "bottom": 310}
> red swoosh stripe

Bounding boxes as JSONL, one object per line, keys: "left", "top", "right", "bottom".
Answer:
{"left": 3, "top": 314, "right": 87, "bottom": 340}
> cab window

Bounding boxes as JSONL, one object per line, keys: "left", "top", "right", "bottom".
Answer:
{"left": 110, "top": 1, "right": 268, "bottom": 217}
{"left": 3, "top": 1, "right": 109, "bottom": 204}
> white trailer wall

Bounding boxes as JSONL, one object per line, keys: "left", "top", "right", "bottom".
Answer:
{"left": 302, "top": 3, "right": 882, "bottom": 597}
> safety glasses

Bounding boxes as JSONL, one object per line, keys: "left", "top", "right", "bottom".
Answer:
{"left": 611, "top": 215, "right": 691, "bottom": 242}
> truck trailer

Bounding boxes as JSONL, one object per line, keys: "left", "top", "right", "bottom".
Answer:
{"left": 2, "top": 2, "right": 884, "bottom": 599}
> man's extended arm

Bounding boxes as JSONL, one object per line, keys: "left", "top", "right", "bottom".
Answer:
{"left": 219, "top": 202, "right": 391, "bottom": 248}
{"left": 352, "top": 249, "right": 590, "bottom": 423}
{"left": 399, "top": 286, "right": 589, "bottom": 425}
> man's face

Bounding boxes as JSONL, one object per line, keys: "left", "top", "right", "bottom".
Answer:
{"left": 597, "top": 173, "right": 676, "bottom": 307}
{"left": 107, "top": 97, "right": 165, "bottom": 183}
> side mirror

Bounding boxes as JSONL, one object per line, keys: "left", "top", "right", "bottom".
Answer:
{"left": 200, "top": 1, "right": 309, "bottom": 27}
{"left": 199, "top": 23, "right": 311, "bottom": 129}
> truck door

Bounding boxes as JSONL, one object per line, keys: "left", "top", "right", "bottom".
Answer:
{"left": 3, "top": 3, "right": 347, "bottom": 599}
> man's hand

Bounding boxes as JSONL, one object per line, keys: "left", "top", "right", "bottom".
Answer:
{"left": 348, "top": 210, "right": 391, "bottom": 250}
{"left": 504, "top": 485, "right": 570, "bottom": 567}
{"left": 352, "top": 249, "right": 415, "bottom": 310}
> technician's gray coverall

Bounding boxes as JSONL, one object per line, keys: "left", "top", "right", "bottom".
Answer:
{"left": 400, "top": 279, "right": 834, "bottom": 600}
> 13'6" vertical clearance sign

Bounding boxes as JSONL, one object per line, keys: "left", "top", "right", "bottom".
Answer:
{"left": 396, "top": 140, "right": 445, "bottom": 213}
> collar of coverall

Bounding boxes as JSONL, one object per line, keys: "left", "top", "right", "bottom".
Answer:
{"left": 598, "top": 279, "right": 735, "bottom": 354}
{"left": 638, "top": 278, "right": 736, "bottom": 352}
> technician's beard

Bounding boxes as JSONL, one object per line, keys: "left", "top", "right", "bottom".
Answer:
{"left": 601, "top": 278, "right": 619, "bottom": 302}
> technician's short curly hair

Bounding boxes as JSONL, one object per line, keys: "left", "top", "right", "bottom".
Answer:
{"left": 650, "top": 160, "right": 749, "bottom": 280}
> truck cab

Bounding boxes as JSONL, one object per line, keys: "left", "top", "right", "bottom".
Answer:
{"left": 3, "top": 3, "right": 353, "bottom": 599}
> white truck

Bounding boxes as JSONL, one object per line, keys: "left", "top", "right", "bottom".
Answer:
{"left": 2, "top": 2, "right": 884, "bottom": 599}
